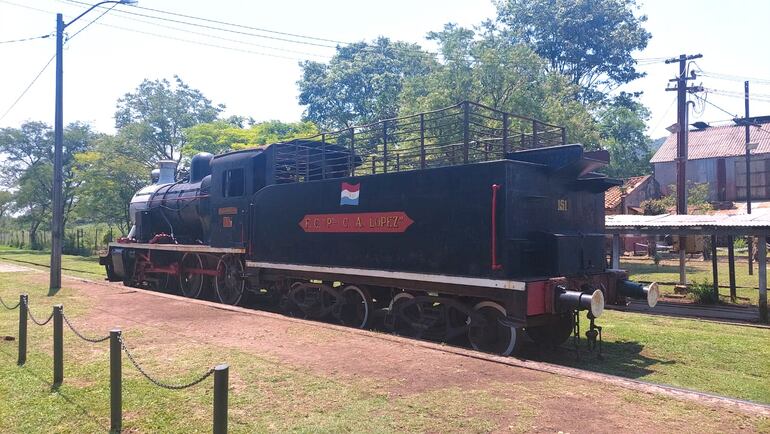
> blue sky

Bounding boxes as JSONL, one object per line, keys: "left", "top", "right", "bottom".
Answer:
{"left": 1, "top": 0, "right": 768, "bottom": 140}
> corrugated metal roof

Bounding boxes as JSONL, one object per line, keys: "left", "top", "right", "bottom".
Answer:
{"left": 604, "top": 175, "right": 651, "bottom": 209}
{"left": 650, "top": 123, "right": 770, "bottom": 163}
{"left": 606, "top": 212, "right": 770, "bottom": 229}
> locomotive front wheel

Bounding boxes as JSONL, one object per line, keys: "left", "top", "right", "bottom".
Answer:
{"left": 178, "top": 253, "right": 205, "bottom": 299}
{"left": 215, "top": 255, "right": 245, "bottom": 305}
{"left": 468, "top": 301, "right": 522, "bottom": 356}
{"left": 338, "top": 285, "right": 372, "bottom": 329}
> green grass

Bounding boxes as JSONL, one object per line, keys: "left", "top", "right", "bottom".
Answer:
{"left": 0, "top": 248, "right": 104, "bottom": 280}
{"left": 0, "top": 265, "right": 768, "bottom": 432}
{"left": 621, "top": 257, "right": 761, "bottom": 304}
{"left": 531, "top": 310, "right": 770, "bottom": 404}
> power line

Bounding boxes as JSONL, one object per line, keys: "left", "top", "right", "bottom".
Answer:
{"left": 83, "top": 5, "right": 330, "bottom": 59}
{"left": 0, "top": 54, "right": 56, "bottom": 123}
{"left": 700, "top": 71, "right": 770, "bottom": 86}
{"left": 67, "top": 2, "right": 117, "bottom": 41}
{"left": 0, "top": 33, "right": 51, "bottom": 44}
{"left": 60, "top": 0, "right": 340, "bottom": 49}
{"left": 57, "top": 0, "right": 434, "bottom": 58}
{"left": 66, "top": 0, "right": 350, "bottom": 46}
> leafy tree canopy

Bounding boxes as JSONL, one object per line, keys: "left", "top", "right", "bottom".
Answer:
{"left": 495, "top": 0, "right": 651, "bottom": 99}
{"left": 400, "top": 23, "right": 601, "bottom": 147}
{"left": 297, "top": 37, "right": 437, "bottom": 130}
{"left": 183, "top": 120, "right": 318, "bottom": 157}
{"left": 115, "top": 75, "right": 224, "bottom": 163}
{"left": 599, "top": 93, "right": 653, "bottom": 177}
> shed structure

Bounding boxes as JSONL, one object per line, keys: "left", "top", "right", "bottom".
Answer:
{"left": 605, "top": 213, "right": 769, "bottom": 323}
{"left": 651, "top": 118, "right": 770, "bottom": 202}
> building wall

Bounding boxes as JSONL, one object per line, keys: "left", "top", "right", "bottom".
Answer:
{"left": 654, "top": 158, "right": 738, "bottom": 201}
{"left": 654, "top": 154, "right": 770, "bottom": 201}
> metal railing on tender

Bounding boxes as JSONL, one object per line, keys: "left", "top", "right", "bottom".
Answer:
{"left": 0, "top": 293, "right": 229, "bottom": 434}
{"left": 272, "top": 101, "right": 567, "bottom": 183}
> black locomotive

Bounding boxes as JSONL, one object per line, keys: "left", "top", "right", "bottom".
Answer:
{"left": 100, "top": 102, "right": 657, "bottom": 355}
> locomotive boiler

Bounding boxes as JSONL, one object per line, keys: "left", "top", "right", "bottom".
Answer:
{"left": 100, "top": 101, "right": 657, "bottom": 356}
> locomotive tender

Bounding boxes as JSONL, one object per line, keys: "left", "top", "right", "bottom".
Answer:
{"left": 100, "top": 102, "right": 658, "bottom": 355}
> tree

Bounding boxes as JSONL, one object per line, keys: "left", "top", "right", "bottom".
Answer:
{"left": 297, "top": 37, "right": 436, "bottom": 129}
{"left": 399, "top": 23, "right": 600, "bottom": 147}
{"left": 0, "top": 121, "right": 98, "bottom": 248}
{"left": 599, "top": 94, "right": 653, "bottom": 177}
{"left": 182, "top": 120, "right": 319, "bottom": 157}
{"left": 495, "top": 0, "right": 651, "bottom": 99}
{"left": 74, "top": 132, "right": 151, "bottom": 234}
{"left": 115, "top": 75, "right": 224, "bottom": 163}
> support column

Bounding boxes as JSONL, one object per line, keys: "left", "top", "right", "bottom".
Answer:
{"left": 611, "top": 234, "right": 620, "bottom": 269}
{"left": 758, "top": 236, "right": 767, "bottom": 323}
{"left": 679, "top": 236, "right": 687, "bottom": 285}
{"left": 727, "top": 235, "right": 737, "bottom": 302}
{"left": 711, "top": 234, "right": 719, "bottom": 299}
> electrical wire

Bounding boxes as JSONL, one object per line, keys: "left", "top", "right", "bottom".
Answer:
{"left": 0, "top": 54, "right": 56, "bottom": 123}
{"left": 66, "top": 1, "right": 116, "bottom": 41}
{"left": 63, "top": 0, "right": 350, "bottom": 46}
{"left": 700, "top": 71, "right": 770, "bottom": 86}
{"left": 0, "top": 33, "right": 51, "bottom": 44}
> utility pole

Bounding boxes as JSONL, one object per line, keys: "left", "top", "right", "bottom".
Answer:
{"left": 665, "top": 53, "right": 703, "bottom": 286}
{"left": 50, "top": 13, "right": 65, "bottom": 293}
{"left": 49, "top": 1, "right": 134, "bottom": 294}
{"left": 745, "top": 81, "right": 754, "bottom": 276}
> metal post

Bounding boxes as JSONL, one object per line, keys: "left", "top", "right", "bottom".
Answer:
{"left": 462, "top": 101, "right": 470, "bottom": 163}
{"left": 727, "top": 236, "right": 736, "bottom": 302}
{"left": 419, "top": 113, "right": 426, "bottom": 169}
{"left": 679, "top": 238, "right": 687, "bottom": 285}
{"left": 213, "top": 364, "right": 229, "bottom": 434}
{"left": 348, "top": 128, "right": 354, "bottom": 176}
{"left": 758, "top": 235, "right": 767, "bottom": 323}
{"left": 110, "top": 329, "right": 122, "bottom": 434}
{"left": 371, "top": 156, "right": 375, "bottom": 175}
{"left": 50, "top": 13, "right": 65, "bottom": 293}
{"left": 396, "top": 154, "right": 400, "bottom": 172}
{"left": 53, "top": 305, "right": 63, "bottom": 386}
{"left": 502, "top": 113, "right": 509, "bottom": 154}
{"left": 675, "top": 55, "right": 688, "bottom": 216}
{"left": 711, "top": 234, "right": 719, "bottom": 299}
{"left": 611, "top": 234, "right": 620, "bottom": 269}
{"left": 532, "top": 121, "right": 538, "bottom": 148}
{"left": 382, "top": 121, "right": 388, "bottom": 173}
{"left": 321, "top": 134, "right": 326, "bottom": 180}
{"left": 561, "top": 127, "right": 567, "bottom": 146}
{"left": 18, "top": 294, "right": 27, "bottom": 365}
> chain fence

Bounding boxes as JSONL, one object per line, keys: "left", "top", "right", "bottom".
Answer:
{"left": 26, "top": 302, "right": 53, "bottom": 326}
{"left": 1, "top": 294, "right": 229, "bottom": 433}
{"left": 62, "top": 313, "right": 110, "bottom": 343}
{"left": 0, "top": 296, "right": 20, "bottom": 310}
{"left": 119, "top": 334, "right": 216, "bottom": 390}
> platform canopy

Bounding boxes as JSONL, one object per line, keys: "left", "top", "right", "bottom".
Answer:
{"left": 605, "top": 213, "right": 770, "bottom": 236}
{"left": 604, "top": 213, "right": 768, "bottom": 323}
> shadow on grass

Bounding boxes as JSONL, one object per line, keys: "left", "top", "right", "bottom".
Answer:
{"left": 519, "top": 339, "right": 676, "bottom": 379}
{"left": 0, "top": 344, "right": 101, "bottom": 422}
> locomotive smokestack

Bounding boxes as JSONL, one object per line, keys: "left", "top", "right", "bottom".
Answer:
{"left": 157, "top": 160, "right": 177, "bottom": 184}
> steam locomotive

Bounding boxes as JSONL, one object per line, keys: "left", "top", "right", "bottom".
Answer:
{"left": 100, "top": 102, "right": 658, "bottom": 355}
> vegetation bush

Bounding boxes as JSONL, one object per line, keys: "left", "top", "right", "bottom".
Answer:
{"left": 689, "top": 279, "right": 719, "bottom": 304}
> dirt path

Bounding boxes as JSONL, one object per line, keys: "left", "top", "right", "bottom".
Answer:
{"left": 11, "top": 268, "right": 770, "bottom": 433}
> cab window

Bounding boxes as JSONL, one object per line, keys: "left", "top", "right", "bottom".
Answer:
{"left": 222, "top": 168, "right": 244, "bottom": 197}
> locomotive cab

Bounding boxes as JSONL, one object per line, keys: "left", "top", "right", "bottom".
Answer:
{"left": 209, "top": 149, "right": 267, "bottom": 248}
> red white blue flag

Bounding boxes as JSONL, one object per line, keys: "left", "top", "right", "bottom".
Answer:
{"left": 340, "top": 182, "right": 360, "bottom": 206}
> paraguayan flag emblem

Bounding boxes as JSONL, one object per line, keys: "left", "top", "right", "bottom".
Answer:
{"left": 340, "top": 182, "right": 360, "bottom": 206}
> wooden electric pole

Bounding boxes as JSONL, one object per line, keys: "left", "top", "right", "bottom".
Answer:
{"left": 665, "top": 53, "right": 703, "bottom": 285}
